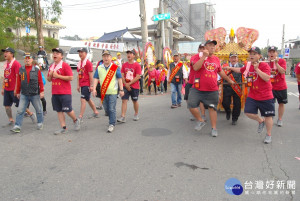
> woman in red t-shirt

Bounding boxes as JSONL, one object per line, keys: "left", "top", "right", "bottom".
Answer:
{"left": 225, "top": 47, "right": 274, "bottom": 144}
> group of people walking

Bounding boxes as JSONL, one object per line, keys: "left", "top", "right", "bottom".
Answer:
{"left": 2, "top": 41, "right": 300, "bottom": 143}
{"left": 161, "top": 41, "right": 298, "bottom": 144}
{"left": 1, "top": 47, "right": 142, "bottom": 134}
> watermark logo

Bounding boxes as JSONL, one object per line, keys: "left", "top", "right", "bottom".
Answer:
{"left": 225, "top": 178, "right": 243, "bottom": 195}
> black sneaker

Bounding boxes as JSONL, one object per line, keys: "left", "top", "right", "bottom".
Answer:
{"left": 226, "top": 112, "right": 230, "bottom": 120}
{"left": 232, "top": 120, "right": 237, "bottom": 125}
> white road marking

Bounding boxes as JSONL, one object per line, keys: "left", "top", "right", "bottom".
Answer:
{"left": 288, "top": 92, "right": 299, "bottom": 97}
{"left": 286, "top": 81, "right": 298, "bottom": 85}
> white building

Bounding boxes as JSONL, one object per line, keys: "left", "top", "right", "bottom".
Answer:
{"left": 8, "top": 20, "right": 66, "bottom": 39}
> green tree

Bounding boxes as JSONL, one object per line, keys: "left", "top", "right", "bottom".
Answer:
{"left": 1, "top": 0, "right": 62, "bottom": 47}
{"left": 0, "top": 5, "right": 17, "bottom": 59}
{"left": 261, "top": 47, "right": 268, "bottom": 58}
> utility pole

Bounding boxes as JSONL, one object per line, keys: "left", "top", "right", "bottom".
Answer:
{"left": 139, "top": 0, "right": 148, "bottom": 55}
{"left": 160, "top": 0, "right": 165, "bottom": 48}
{"left": 164, "top": 1, "right": 170, "bottom": 48}
{"left": 281, "top": 24, "right": 285, "bottom": 56}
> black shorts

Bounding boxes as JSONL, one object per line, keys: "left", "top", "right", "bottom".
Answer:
{"left": 81, "top": 86, "right": 91, "bottom": 101}
{"left": 244, "top": 97, "right": 275, "bottom": 117}
{"left": 188, "top": 88, "right": 219, "bottom": 110}
{"left": 298, "top": 85, "right": 300, "bottom": 94}
{"left": 273, "top": 89, "right": 288, "bottom": 104}
{"left": 122, "top": 88, "right": 139, "bottom": 101}
{"left": 96, "top": 83, "right": 101, "bottom": 98}
{"left": 3, "top": 90, "right": 19, "bottom": 107}
{"left": 52, "top": 94, "right": 73, "bottom": 112}
{"left": 184, "top": 83, "right": 193, "bottom": 100}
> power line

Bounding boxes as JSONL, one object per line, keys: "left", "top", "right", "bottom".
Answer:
{"left": 62, "top": 0, "right": 124, "bottom": 7}
{"left": 63, "top": 0, "right": 138, "bottom": 10}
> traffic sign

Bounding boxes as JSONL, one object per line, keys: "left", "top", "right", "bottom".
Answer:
{"left": 152, "top": 13, "right": 171, "bottom": 22}
{"left": 284, "top": 48, "right": 290, "bottom": 58}
{"left": 25, "top": 25, "right": 30, "bottom": 34}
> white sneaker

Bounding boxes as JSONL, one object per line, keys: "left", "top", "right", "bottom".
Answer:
{"left": 211, "top": 128, "right": 218, "bottom": 137}
{"left": 117, "top": 116, "right": 126, "bottom": 123}
{"left": 107, "top": 125, "right": 114, "bottom": 133}
{"left": 133, "top": 115, "right": 139, "bottom": 121}
{"left": 74, "top": 119, "right": 81, "bottom": 131}
{"left": 37, "top": 123, "right": 43, "bottom": 130}
{"left": 194, "top": 121, "right": 206, "bottom": 131}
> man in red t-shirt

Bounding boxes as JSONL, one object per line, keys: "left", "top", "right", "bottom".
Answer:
{"left": 187, "top": 44, "right": 206, "bottom": 121}
{"left": 188, "top": 40, "right": 234, "bottom": 137}
{"left": 267, "top": 46, "right": 287, "bottom": 127}
{"left": 76, "top": 47, "right": 98, "bottom": 122}
{"left": 225, "top": 47, "right": 274, "bottom": 144}
{"left": 1, "top": 47, "right": 21, "bottom": 127}
{"left": 47, "top": 48, "right": 80, "bottom": 135}
{"left": 295, "top": 62, "right": 300, "bottom": 109}
{"left": 117, "top": 49, "right": 142, "bottom": 123}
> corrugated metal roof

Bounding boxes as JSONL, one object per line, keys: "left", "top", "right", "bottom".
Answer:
{"left": 94, "top": 28, "right": 130, "bottom": 42}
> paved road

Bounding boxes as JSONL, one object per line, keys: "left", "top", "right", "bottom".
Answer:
{"left": 0, "top": 72, "right": 299, "bottom": 201}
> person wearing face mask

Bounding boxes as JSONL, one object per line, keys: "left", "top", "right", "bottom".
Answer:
{"left": 225, "top": 46, "right": 274, "bottom": 144}
{"left": 222, "top": 52, "right": 243, "bottom": 125}
{"left": 10, "top": 53, "right": 44, "bottom": 133}
{"left": 47, "top": 48, "right": 81, "bottom": 135}
{"left": 267, "top": 46, "right": 287, "bottom": 127}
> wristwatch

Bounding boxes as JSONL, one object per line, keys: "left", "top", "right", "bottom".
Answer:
{"left": 120, "top": 89, "right": 124, "bottom": 91}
